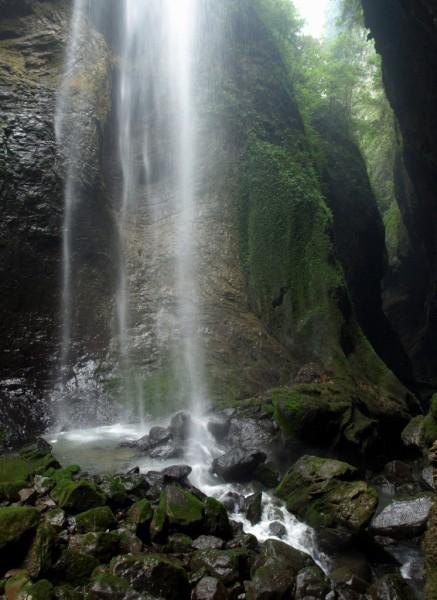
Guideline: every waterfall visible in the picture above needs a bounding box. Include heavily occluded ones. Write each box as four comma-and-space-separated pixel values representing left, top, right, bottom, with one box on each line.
56, 0, 208, 425
55, 0, 87, 384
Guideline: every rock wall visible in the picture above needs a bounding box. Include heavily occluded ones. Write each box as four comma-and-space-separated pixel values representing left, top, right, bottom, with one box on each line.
362, 0, 437, 388
0, 0, 113, 443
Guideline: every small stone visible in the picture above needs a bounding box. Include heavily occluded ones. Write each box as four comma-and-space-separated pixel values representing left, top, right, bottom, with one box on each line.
19, 488, 37, 505
244, 492, 263, 525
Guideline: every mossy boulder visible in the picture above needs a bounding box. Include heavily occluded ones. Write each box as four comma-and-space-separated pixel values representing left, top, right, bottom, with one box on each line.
246, 539, 309, 600
154, 485, 204, 536
111, 553, 190, 600
54, 549, 99, 584
51, 480, 106, 514
25, 524, 57, 578
69, 531, 121, 563
99, 476, 130, 508
276, 455, 378, 532
21, 579, 54, 600
0, 506, 40, 549
203, 497, 232, 540
190, 549, 250, 586
127, 499, 153, 541
46, 465, 80, 484
0, 457, 32, 484
75, 506, 116, 533
0, 480, 28, 503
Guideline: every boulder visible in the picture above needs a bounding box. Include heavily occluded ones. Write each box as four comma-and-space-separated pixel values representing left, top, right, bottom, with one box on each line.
127, 499, 153, 541
226, 415, 277, 451
51, 480, 106, 514
295, 566, 330, 600
192, 535, 225, 551
69, 532, 121, 564
268, 521, 287, 539
163, 485, 204, 533
207, 418, 231, 443
368, 573, 416, 600
0, 506, 39, 550
170, 412, 192, 441
192, 576, 229, 600
149, 443, 182, 460
245, 539, 310, 600
54, 549, 100, 584
203, 497, 232, 540
75, 506, 117, 533
161, 464, 192, 482
244, 492, 263, 525
148, 426, 172, 448
370, 496, 433, 539
111, 553, 190, 600
211, 449, 266, 482
276, 455, 377, 532
190, 549, 249, 585
25, 524, 57, 578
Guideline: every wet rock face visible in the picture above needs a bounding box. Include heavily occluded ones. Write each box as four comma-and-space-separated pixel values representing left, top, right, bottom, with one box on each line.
361, 0, 437, 385
0, 1, 67, 444
0, 0, 114, 444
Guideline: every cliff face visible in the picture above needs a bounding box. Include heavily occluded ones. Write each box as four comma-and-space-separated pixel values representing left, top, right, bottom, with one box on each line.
0, 0, 413, 443
362, 0, 437, 387
0, 0, 113, 444
0, 1, 67, 444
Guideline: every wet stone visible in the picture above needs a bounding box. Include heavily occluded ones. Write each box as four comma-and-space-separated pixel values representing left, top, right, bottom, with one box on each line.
192, 535, 225, 551
192, 575, 229, 600
268, 521, 287, 539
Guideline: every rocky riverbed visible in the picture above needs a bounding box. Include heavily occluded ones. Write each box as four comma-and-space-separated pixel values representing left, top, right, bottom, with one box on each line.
0, 409, 434, 599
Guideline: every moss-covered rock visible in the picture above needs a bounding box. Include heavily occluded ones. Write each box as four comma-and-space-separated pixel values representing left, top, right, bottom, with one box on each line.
75, 506, 116, 533
0, 480, 28, 503
54, 549, 99, 584
21, 579, 54, 600
276, 455, 377, 531
111, 553, 190, 600
46, 465, 80, 483
25, 524, 57, 578
190, 549, 249, 586
203, 497, 232, 540
0, 506, 40, 549
152, 485, 204, 537
69, 531, 121, 564
51, 480, 106, 514
127, 499, 153, 541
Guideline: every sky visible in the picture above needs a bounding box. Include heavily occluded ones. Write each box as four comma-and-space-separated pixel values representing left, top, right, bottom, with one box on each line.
293, 0, 330, 38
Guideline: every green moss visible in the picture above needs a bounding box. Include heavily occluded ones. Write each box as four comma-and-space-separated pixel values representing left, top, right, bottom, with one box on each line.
22, 579, 54, 600
127, 499, 153, 539
275, 456, 377, 531
0, 457, 32, 483
150, 494, 167, 541
58, 549, 100, 584
203, 496, 231, 539
75, 506, 116, 533
0, 480, 27, 502
164, 486, 204, 531
46, 465, 80, 483
0, 506, 40, 548
4, 571, 30, 599
25, 524, 57, 578
51, 480, 106, 514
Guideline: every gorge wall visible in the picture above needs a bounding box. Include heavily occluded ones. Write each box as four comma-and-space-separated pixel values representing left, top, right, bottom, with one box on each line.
362, 0, 437, 389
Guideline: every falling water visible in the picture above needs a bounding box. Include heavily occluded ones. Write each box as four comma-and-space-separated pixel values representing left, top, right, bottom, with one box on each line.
55, 0, 86, 384
57, 0, 208, 425
115, 0, 207, 422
